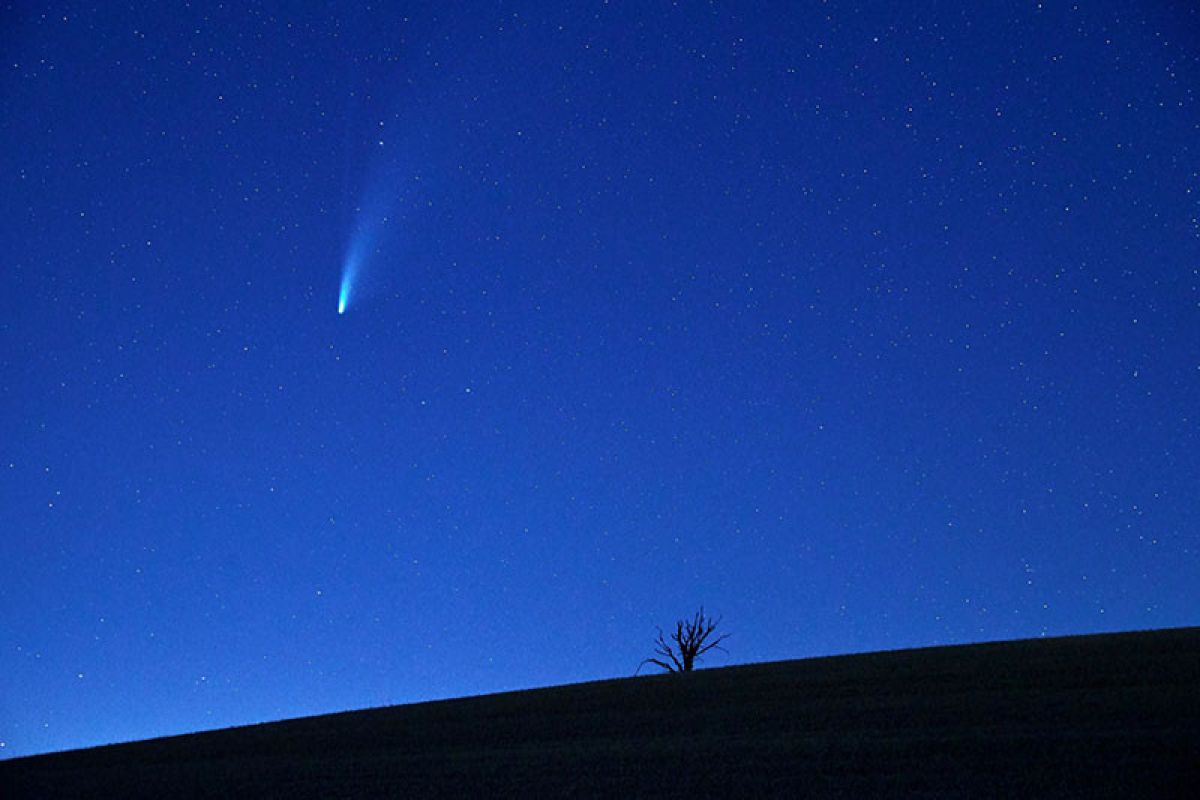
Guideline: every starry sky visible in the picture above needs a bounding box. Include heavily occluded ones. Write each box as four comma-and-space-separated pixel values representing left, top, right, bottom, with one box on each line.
2, 1, 1197, 759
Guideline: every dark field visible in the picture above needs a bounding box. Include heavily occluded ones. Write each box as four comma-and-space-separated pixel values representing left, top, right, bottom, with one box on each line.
4, 627, 1198, 798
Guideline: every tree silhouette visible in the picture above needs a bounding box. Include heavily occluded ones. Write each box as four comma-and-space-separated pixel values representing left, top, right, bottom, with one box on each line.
637, 607, 729, 674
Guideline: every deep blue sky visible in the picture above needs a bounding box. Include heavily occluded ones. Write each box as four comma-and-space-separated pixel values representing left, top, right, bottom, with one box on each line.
2, 0, 1197, 758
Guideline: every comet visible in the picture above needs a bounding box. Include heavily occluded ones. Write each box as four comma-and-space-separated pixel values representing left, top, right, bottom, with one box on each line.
337, 271, 351, 315
337, 231, 367, 315
339, 169, 407, 315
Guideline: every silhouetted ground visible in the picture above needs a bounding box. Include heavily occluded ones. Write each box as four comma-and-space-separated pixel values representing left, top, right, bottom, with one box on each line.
4, 627, 1198, 798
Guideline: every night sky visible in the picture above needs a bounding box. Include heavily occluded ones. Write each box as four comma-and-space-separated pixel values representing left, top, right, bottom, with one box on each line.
2, 1, 1197, 759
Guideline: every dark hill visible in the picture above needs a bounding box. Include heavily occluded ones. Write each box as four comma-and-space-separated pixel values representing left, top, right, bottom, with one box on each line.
4, 627, 1198, 798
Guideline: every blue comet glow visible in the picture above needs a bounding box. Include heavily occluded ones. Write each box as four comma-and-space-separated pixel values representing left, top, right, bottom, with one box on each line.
338, 237, 364, 315
339, 183, 400, 314
337, 276, 350, 315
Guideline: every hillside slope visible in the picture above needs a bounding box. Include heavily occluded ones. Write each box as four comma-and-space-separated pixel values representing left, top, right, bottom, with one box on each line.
4, 627, 1198, 798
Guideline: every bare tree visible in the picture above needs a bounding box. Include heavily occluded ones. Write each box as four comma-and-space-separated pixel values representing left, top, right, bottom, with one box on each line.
637, 607, 729, 674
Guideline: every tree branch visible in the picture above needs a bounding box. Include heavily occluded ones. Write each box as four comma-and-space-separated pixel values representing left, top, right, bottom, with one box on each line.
638, 608, 729, 674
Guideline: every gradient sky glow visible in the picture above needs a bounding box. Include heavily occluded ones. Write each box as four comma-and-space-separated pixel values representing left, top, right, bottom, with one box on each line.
1, 1, 1197, 759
